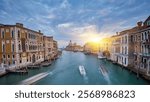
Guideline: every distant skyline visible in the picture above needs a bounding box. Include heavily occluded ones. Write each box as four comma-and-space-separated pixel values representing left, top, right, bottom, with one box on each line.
0, 0, 150, 47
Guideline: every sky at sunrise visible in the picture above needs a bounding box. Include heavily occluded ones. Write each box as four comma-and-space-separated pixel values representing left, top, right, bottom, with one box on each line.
0, 0, 150, 47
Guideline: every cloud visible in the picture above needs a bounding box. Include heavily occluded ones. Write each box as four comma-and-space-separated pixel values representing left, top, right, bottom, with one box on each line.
98, 7, 112, 16
57, 40, 68, 48
57, 22, 74, 28
60, 0, 71, 9
0, 0, 150, 48
45, 14, 56, 19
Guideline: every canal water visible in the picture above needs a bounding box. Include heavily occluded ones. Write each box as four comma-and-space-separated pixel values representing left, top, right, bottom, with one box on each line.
0, 51, 149, 85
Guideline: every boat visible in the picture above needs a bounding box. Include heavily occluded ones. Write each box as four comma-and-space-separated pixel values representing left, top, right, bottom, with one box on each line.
99, 64, 108, 76
98, 52, 106, 59
79, 65, 86, 76
84, 51, 90, 55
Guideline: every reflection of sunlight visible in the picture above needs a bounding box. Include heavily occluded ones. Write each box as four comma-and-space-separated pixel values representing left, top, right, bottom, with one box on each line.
90, 37, 100, 43
77, 25, 111, 44
80, 33, 101, 43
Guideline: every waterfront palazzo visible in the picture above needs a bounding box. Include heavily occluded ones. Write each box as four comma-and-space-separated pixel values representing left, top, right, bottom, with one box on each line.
0, 23, 58, 75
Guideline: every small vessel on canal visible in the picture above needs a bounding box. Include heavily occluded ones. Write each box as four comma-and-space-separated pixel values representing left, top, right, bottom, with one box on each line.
79, 65, 86, 76
98, 52, 106, 59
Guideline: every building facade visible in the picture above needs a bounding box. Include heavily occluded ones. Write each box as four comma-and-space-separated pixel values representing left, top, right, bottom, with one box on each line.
110, 35, 121, 63
99, 16, 150, 78
0, 23, 58, 72
65, 40, 83, 52
83, 42, 99, 55
133, 17, 150, 76
99, 37, 112, 59
52, 40, 58, 59
43, 36, 54, 61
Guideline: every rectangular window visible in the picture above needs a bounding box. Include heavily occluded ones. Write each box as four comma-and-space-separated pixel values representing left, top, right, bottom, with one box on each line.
131, 35, 133, 42
141, 33, 143, 40
11, 30, 14, 38
125, 58, 126, 65
12, 44, 15, 52
2, 44, 5, 52
20, 60, 22, 63
3, 55, 5, 58
8, 55, 10, 58
18, 30, 20, 38
12, 54, 15, 59
2, 31, 4, 38
145, 32, 147, 40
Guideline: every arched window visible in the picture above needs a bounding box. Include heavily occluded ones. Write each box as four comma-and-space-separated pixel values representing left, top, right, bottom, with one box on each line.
18, 30, 20, 38
19, 44, 21, 50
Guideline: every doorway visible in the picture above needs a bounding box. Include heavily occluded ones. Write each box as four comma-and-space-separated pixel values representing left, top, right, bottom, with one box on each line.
32, 54, 36, 63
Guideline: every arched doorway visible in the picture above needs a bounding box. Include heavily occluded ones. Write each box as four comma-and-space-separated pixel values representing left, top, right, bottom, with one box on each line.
32, 54, 36, 63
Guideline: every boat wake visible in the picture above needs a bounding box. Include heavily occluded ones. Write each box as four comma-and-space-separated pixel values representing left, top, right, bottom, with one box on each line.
99, 64, 111, 84
104, 74, 111, 84
83, 75, 89, 84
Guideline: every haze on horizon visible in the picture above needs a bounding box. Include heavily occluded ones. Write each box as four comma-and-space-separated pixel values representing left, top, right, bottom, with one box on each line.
0, 0, 150, 48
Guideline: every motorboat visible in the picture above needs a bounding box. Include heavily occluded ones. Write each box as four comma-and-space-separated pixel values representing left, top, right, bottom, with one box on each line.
98, 52, 106, 59
79, 65, 86, 76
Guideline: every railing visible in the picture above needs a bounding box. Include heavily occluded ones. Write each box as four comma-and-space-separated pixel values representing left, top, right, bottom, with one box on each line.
139, 53, 150, 57
141, 39, 150, 44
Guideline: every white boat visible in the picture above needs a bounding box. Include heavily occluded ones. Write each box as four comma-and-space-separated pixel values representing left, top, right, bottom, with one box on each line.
98, 52, 106, 59
79, 65, 86, 76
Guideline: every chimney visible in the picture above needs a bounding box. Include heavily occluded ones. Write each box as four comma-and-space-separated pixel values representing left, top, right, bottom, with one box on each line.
16, 23, 23, 27
137, 21, 143, 27
39, 30, 41, 33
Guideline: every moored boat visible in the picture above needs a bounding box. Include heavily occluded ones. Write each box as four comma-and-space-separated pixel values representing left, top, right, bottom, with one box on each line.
98, 52, 106, 59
